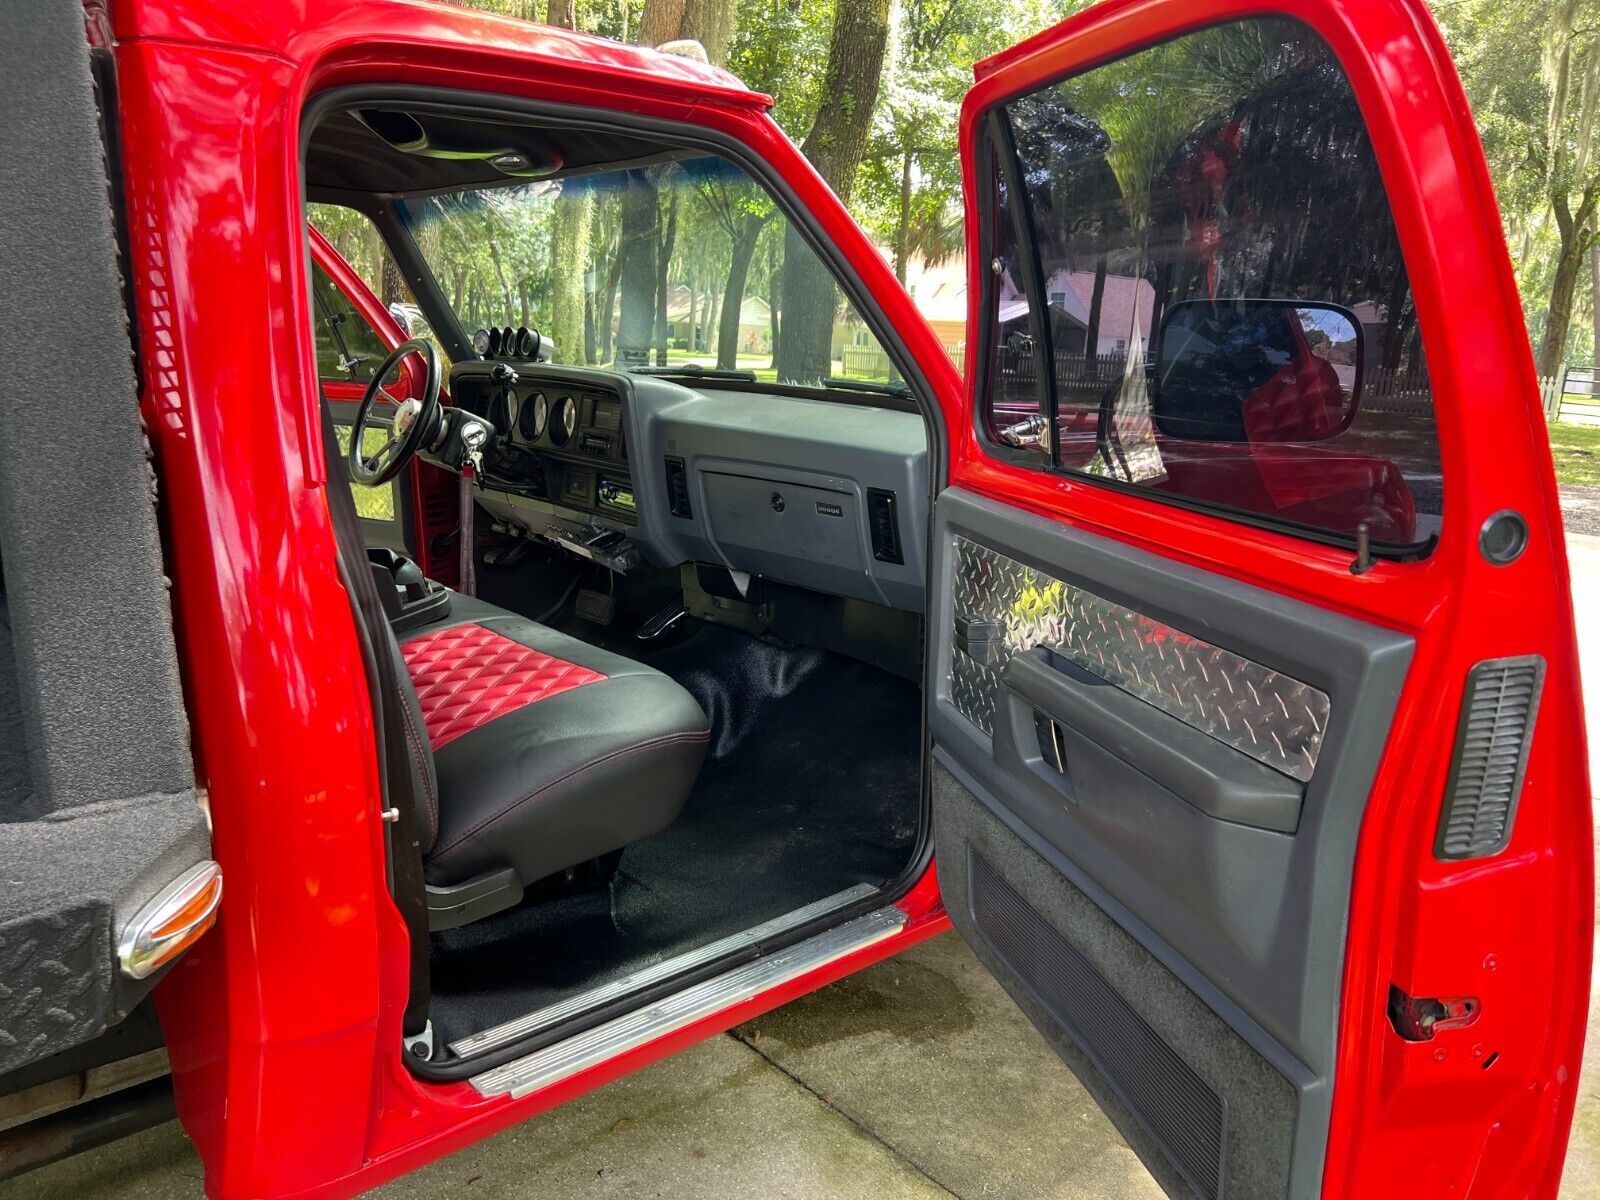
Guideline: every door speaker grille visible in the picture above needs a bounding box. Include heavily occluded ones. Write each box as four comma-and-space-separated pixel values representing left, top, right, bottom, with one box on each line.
1435, 655, 1545, 860
969, 849, 1223, 1200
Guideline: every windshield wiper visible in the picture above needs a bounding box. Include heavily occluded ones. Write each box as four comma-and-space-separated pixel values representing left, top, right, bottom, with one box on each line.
629, 365, 759, 382
821, 376, 912, 399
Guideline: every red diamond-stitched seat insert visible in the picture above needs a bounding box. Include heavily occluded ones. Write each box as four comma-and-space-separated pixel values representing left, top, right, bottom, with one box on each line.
400, 623, 606, 750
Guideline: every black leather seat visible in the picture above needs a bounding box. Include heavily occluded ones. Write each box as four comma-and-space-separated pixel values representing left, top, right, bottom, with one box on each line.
394, 592, 709, 895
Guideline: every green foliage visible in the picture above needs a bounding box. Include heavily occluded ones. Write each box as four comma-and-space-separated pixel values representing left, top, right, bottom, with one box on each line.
853, 0, 1085, 275
1548, 418, 1600, 484
422, 0, 1600, 374
1436, 0, 1600, 368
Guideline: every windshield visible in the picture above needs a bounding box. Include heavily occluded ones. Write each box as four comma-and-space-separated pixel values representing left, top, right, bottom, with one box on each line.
398, 153, 899, 389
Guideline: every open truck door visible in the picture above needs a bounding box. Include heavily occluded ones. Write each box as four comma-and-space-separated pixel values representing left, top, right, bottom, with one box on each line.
928, 0, 1592, 1196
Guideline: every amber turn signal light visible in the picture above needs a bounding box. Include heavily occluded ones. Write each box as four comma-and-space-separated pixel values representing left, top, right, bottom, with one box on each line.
117, 860, 223, 980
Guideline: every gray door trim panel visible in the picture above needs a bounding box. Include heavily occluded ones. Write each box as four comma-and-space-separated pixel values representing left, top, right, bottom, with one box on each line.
930, 486, 1413, 1195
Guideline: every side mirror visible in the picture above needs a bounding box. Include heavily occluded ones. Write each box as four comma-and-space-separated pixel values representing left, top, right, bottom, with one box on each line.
1153, 299, 1362, 443
387, 303, 415, 337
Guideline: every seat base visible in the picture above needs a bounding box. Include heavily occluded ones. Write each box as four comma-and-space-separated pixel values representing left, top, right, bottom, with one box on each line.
398, 591, 710, 894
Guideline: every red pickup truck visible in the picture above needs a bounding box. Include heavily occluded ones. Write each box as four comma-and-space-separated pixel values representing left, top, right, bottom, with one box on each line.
0, 1, 1589, 1197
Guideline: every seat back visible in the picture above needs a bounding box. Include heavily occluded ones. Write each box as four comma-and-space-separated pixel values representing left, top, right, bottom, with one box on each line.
316, 399, 437, 1033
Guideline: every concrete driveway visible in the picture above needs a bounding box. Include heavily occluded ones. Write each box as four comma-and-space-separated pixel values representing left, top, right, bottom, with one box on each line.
6, 538, 1599, 1200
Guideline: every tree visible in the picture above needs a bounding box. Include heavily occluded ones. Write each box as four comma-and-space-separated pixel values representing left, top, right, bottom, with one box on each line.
1442, 0, 1600, 372
615, 0, 742, 364
544, 0, 593, 364
774, 0, 893, 382
681, 0, 737, 64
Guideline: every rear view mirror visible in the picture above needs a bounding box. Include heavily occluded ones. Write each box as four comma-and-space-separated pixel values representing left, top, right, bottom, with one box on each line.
1153, 299, 1362, 443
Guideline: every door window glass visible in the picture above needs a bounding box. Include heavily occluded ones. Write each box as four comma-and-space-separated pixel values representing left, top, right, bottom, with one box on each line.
982, 18, 1441, 551
309, 261, 388, 384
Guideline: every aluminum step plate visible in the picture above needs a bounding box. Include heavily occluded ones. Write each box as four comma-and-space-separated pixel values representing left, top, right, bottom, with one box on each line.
449, 882, 879, 1060
469, 905, 907, 1099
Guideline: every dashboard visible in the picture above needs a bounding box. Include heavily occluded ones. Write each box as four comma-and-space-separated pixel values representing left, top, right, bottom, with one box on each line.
449, 362, 930, 613
452, 363, 639, 525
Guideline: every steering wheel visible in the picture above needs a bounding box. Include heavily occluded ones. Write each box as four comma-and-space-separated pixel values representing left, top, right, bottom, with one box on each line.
349, 338, 442, 487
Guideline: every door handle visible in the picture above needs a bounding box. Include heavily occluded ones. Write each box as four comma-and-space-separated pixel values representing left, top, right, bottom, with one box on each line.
1000, 646, 1305, 834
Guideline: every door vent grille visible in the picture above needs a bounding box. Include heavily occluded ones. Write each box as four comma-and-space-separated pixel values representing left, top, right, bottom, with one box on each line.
1435, 655, 1545, 860
969, 849, 1223, 1200
664, 456, 692, 518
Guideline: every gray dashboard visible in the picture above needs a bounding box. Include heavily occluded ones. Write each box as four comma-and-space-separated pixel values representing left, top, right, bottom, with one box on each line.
471, 367, 930, 613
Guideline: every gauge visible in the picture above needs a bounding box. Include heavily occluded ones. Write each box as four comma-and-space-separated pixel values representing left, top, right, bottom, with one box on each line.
514, 327, 532, 359
473, 328, 492, 356
519, 391, 548, 441
551, 395, 578, 446
486, 327, 503, 357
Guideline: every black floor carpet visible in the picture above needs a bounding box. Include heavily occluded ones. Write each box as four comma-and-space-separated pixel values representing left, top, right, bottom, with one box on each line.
427, 620, 923, 1048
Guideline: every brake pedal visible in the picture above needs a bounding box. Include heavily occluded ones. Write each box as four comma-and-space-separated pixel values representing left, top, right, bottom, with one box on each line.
575, 587, 615, 626
637, 599, 687, 640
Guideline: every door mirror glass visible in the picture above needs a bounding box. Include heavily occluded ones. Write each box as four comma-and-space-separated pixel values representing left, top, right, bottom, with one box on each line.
388, 302, 416, 337
1154, 300, 1361, 443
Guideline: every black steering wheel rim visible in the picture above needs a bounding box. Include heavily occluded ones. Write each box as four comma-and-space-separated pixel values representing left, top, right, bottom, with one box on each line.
348, 338, 442, 487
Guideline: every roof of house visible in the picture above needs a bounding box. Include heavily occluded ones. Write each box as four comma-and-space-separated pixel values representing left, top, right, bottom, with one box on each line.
996, 268, 1155, 339
664, 284, 770, 327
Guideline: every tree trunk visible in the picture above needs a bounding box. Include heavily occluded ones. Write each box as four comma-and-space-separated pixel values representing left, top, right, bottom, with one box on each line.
548, 186, 591, 365
895, 149, 913, 285
768, 235, 782, 367
687, 267, 701, 351
774, 0, 892, 382
381, 248, 406, 307
1590, 245, 1600, 363
584, 289, 597, 364
615, 170, 660, 367
638, 0, 686, 45
680, 0, 736, 66
485, 231, 515, 320
542, 0, 590, 364
1540, 188, 1600, 375
655, 191, 679, 365
599, 252, 623, 363
718, 215, 767, 369
1541, 235, 1588, 374
1084, 256, 1107, 368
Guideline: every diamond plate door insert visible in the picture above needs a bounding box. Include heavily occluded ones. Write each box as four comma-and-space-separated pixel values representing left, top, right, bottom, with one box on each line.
949, 536, 1330, 781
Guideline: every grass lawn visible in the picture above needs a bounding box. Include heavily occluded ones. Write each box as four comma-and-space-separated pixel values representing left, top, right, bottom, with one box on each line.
1549, 420, 1600, 488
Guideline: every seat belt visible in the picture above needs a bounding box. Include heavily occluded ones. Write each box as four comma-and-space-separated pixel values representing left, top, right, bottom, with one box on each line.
458, 464, 477, 597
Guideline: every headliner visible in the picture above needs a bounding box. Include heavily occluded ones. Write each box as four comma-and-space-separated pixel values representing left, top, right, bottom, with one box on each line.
306, 106, 689, 201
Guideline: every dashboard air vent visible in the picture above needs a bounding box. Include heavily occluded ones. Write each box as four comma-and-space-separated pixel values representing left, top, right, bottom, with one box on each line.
665, 456, 692, 519
867, 488, 903, 564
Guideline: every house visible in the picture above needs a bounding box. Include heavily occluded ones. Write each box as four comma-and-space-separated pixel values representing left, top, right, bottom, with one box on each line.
832, 252, 970, 370
665, 284, 772, 353
996, 268, 1156, 359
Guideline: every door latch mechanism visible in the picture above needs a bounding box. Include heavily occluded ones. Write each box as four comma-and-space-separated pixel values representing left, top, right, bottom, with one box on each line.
1387, 984, 1480, 1042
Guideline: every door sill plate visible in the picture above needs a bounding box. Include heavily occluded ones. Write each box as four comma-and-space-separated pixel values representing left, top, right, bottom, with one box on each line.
449, 882, 880, 1060
469, 905, 907, 1099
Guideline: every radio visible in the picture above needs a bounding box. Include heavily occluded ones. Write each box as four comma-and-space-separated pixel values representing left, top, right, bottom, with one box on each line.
597, 479, 636, 513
